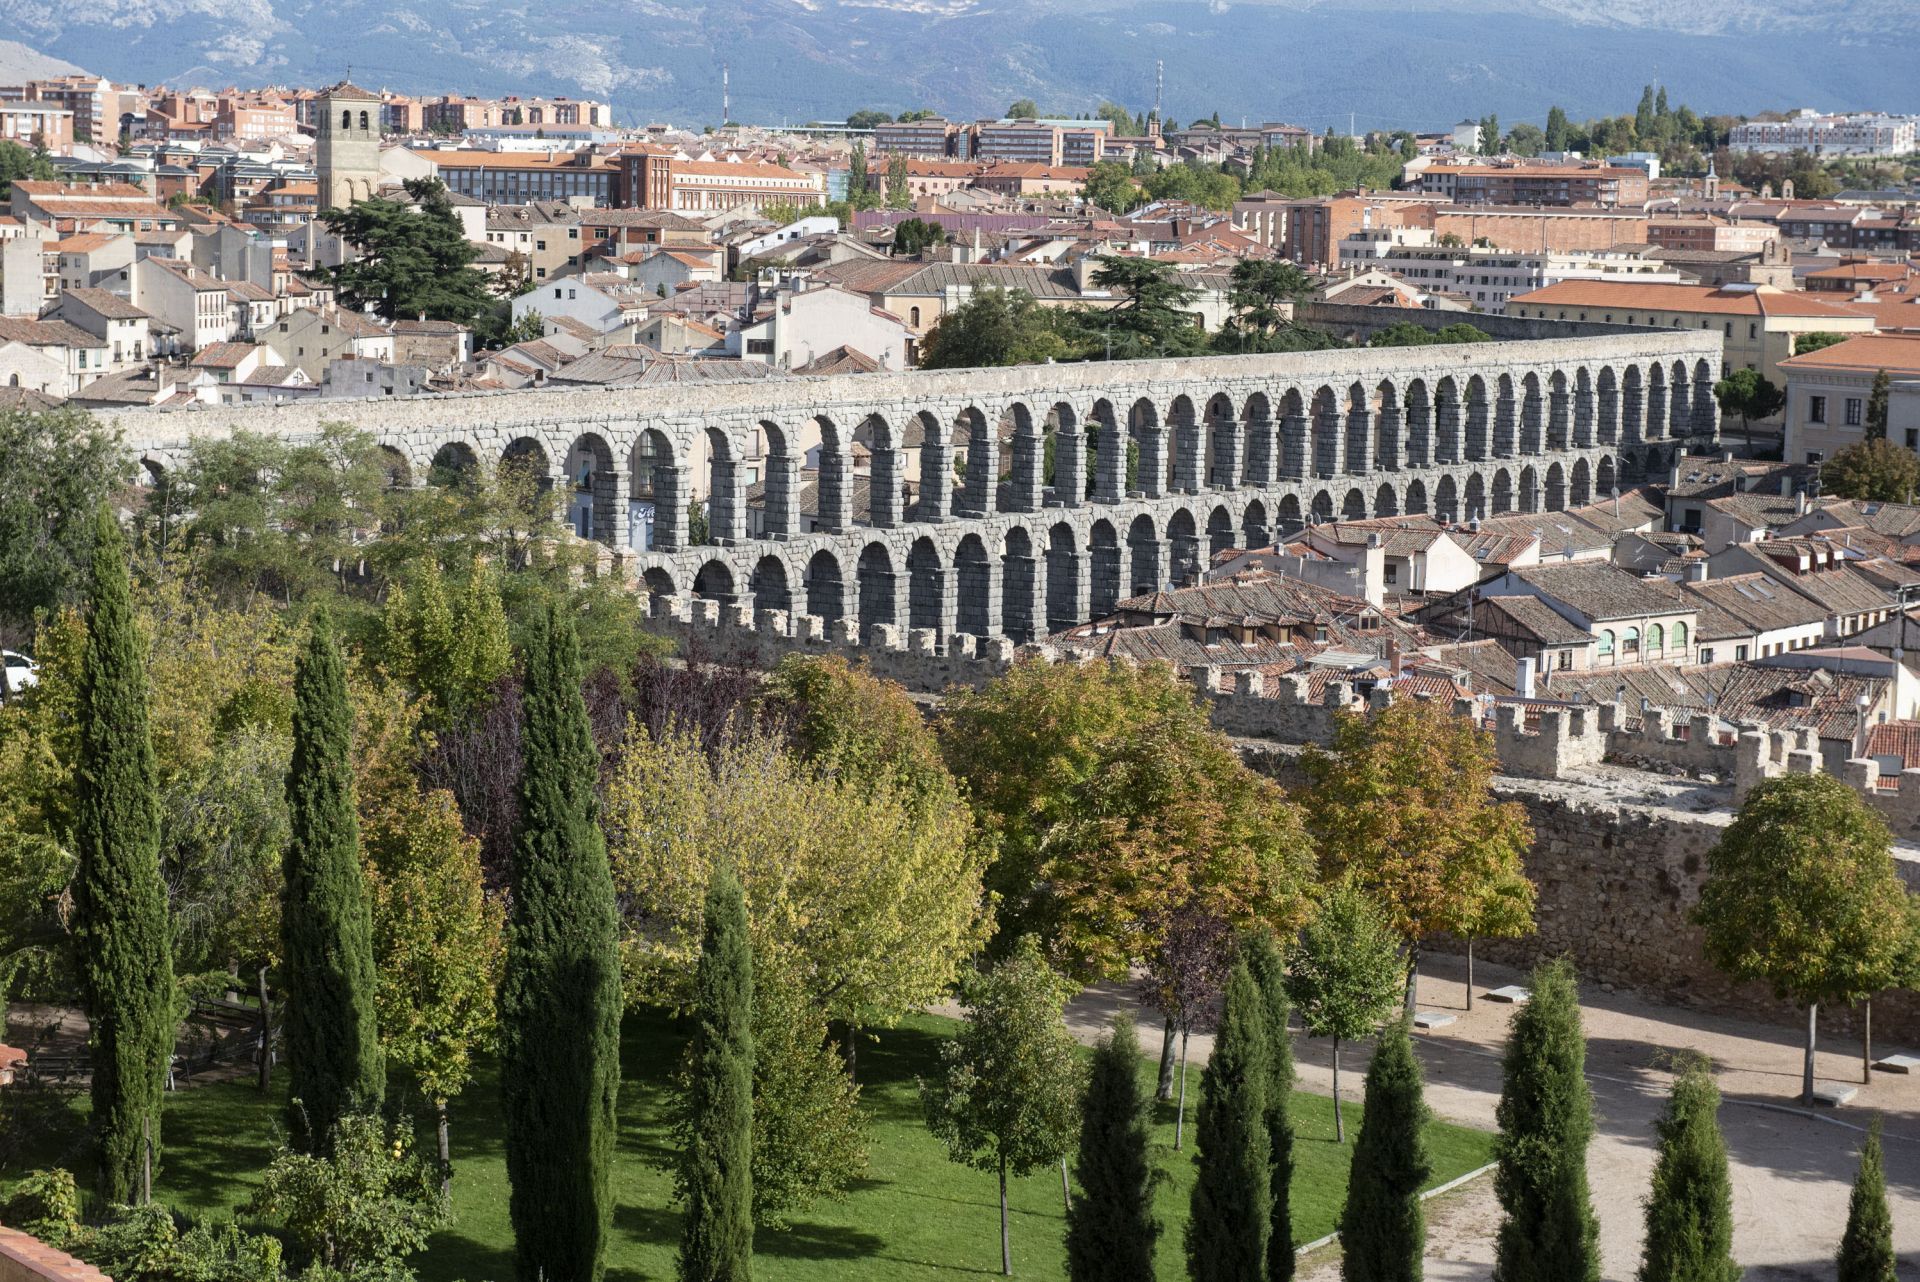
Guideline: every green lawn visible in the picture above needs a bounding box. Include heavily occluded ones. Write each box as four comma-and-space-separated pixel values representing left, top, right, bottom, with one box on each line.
9, 1011, 1493, 1281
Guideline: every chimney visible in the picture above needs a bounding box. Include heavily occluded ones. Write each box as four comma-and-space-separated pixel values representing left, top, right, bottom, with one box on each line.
1780, 475, 1793, 497
1388, 637, 1404, 677
1684, 559, 1708, 582
1796, 490, 1810, 516
1668, 459, 1681, 487
1515, 655, 1536, 700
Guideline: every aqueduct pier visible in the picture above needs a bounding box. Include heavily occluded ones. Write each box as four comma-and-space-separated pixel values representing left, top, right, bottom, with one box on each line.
106, 328, 1724, 645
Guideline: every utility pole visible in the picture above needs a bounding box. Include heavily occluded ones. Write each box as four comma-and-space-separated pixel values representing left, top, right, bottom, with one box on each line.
722, 62, 729, 128
1154, 60, 1163, 130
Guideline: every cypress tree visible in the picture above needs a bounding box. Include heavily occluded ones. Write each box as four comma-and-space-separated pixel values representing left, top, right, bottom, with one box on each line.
1065, 1015, 1159, 1282
500, 602, 623, 1282
1836, 1118, 1895, 1282
281, 607, 384, 1149
1339, 1019, 1431, 1282
1187, 961, 1270, 1282
679, 866, 755, 1282
1637, 1058, 1739, 1282
72, 506, 175, 1203
1492, 959, 1599, 1282
1243, 930, 1296, 1282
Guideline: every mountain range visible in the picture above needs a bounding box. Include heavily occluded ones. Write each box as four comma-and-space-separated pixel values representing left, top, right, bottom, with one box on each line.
3, 0, 1915, 131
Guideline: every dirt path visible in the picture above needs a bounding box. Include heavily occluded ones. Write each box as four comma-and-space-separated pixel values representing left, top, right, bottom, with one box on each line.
1060, 951, 1920, 1281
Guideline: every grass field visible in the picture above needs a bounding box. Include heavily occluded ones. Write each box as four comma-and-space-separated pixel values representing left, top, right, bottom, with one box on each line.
7, 1010, 1493, 1280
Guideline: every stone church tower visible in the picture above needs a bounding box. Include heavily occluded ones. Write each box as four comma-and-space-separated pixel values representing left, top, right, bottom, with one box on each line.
316, 81, 381, 211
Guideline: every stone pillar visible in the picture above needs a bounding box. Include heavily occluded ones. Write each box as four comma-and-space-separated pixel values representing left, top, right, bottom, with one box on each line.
1047, 546, 1088, 632
1168, 530, 1202, 586
1091, 428, 1123, 504
1548, 391, 1571, 451
1009, 432, 1043, 512
1434, 397, 1460, 464
708, 458, 745, 544
1622, 381, 1645, 446
919, 431, 953, 521
1693, 373, 1719, 440
1373, 406, 1401, 470
1135, 429, 1165, 499
1344, 407, 1372, 476
973, 555, 1003, 637
817, 449, 852, 533
1598, 383, 1619, 444
961, 428, 999, 516
1313, 405, 1341, 478
1054, 430, 1086, 508
1210, 417, 1240, 489
869, 447, 901, 528
603, 468, 630, 550
762, 452, 799, 538
1128, 535, 1165, 596
1465, 395, 1490, 461
1172, 422, 1203, 493
915, 559, 957, 641
1669, 377, 1691, 441
1492, 393, 1516, 458
651, 463, 687, 551
1242, 415, 1273, 486
1280, 413, 1308, 481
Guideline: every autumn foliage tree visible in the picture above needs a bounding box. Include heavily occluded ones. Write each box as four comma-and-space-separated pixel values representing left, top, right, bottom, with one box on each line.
1300, 698, 1535, 1009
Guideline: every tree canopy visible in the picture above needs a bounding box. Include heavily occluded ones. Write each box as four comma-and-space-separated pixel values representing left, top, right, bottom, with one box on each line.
1822, 438, 1920, 503
321, 178, 498, 330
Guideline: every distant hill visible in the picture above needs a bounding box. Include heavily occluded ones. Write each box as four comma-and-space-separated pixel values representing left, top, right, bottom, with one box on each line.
0, 38, 82, 83
1, 0, 1914, 131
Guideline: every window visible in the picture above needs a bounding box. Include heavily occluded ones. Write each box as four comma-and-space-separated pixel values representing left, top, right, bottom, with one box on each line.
341, 110, 352, 129
1700, 647, 1714, 665
1647, 623, 1664, 651
1748, 323, 1758, 339
1723, 321, 1732, 336
1845, 397, 1863, 426
1735, 644, 1749, 661
359, 111, 370, 130
1383, 564, 1398, 585
1809, 395, 1827, 423
1597, 629, 1615, 656
1558, 649, 1572, 670
1672, 621, 1688, 650
1622, 627, 1640, 655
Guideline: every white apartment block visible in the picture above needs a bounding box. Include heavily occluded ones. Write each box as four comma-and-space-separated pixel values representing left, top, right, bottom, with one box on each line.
1335, 227, 1684, 313
1728, 111, 1917, 158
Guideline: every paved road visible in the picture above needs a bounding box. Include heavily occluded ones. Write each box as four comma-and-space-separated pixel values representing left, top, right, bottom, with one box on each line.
1061, 951, 1920, 1281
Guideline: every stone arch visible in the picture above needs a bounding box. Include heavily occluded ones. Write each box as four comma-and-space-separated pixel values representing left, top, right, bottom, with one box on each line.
1520, 372, 1544, 455
693, 558, 736, 604
1570, 458, 1592, 506
1241, 392, 1275, 487
1519, 464, 1539, 514
957, 405, 999, 517
1309, 489, 1334, 522
1434, 376, 1461, 464
1167, 507, 1201, 585
1309, 385, 1341, 478
375, 443, 411, 490
1622, 365, 1645, 445
1126, 513, 1161, 597
629, 427, 682, 550
1375, 482, 1399, 517
1278, 387, 1308, 481
907, 536, 947, 635
1463, 375, 1490, 462
805, 549, 847, 625
1206, 504, 1235, 556
1404, 377, 1432, 469
1089, 518, 1122, 617
1491, 467, 1514, 516
1087, 398, 1123, 503
1669, 359, 1692, 441
1597, 455, 1617, 498
1545, 462, 1566, 511
1692, 358, 1718, 437
859, 412, 903, 529
1243, 498, 1270, 549
1040, 402, 1078, 507
1373, 380, 1402, 471
1005, 402, 1044, 514
1277, 493, 1302, 529
1003, 526, 1042, 643
856, 542, 897, 633
564, 431, 618, 544
1128, 397, 1165, 500
1166, 394, 1202, 494
1205, 393, 1238, 489
1573, 367, 1595, 448
750, 554, 792, 613
1465, 472, 1488, 521
1405, 478, 1428, 515
1436, 474, 1459, 522
911, 409, 949, 523
641, 567, 677, 603
500, 436, 553, 517
1341, 487, 1367, 520
1645, 363, 1667, 441
954, 532, 994, 637
1492, 372, 1517, 458
1344, 382, 1370, 475
1046, 521, 1083, 634
1596, 367, 1620, 445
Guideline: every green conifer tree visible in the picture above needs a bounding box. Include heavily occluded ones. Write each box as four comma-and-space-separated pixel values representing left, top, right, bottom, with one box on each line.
281, 608, 384, 1150
1065, 1015, 1158, 1282
1836, 1118, 1895, 1282
679, 866, 755, 1282
1637, 1058, 1739, 1282
72, 507, 175, 1202
500, 602, 623, 1282
1339, 1020, 1431, 1282
1493, 959, 1599, 1282
1243, 930, 1296, 1282
1187, 961, 1271, 1282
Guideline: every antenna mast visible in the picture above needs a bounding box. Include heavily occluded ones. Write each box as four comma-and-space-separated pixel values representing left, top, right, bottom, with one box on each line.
722, 62, 730, 127
1154, 60, 1163, 126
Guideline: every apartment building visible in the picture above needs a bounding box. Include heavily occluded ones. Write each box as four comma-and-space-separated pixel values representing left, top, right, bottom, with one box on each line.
1337, 227, 1683, 312
1, 75, 114, 142
1730, 111, 1918, 158
431, 149, 621, 206
1416, 161, 1650, 208
1646, 217, 1779, 254
1779, 334, 1920, 462
872, 118, 966, 158
617, 149, 823, 213
0, 103, 73, 153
